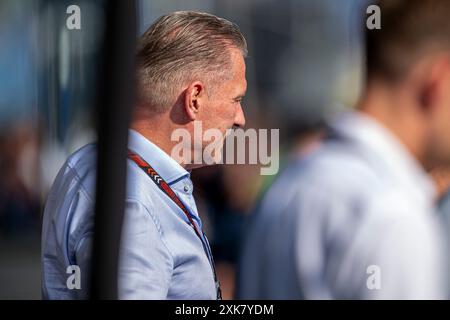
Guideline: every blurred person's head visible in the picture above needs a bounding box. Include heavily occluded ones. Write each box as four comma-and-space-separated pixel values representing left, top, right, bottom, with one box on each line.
132, 11, 247, 168
360, 0, 450, 169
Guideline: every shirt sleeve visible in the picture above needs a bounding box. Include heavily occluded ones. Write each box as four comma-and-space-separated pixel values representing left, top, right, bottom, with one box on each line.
74, 233, 93, 299
72, 199, 174, 299
115, 199, 174, 299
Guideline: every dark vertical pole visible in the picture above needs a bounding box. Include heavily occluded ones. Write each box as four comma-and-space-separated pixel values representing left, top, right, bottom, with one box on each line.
90, 0, 137, 299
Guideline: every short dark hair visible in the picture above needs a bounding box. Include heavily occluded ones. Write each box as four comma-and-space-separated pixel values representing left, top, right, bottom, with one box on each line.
366, 0, 450, 82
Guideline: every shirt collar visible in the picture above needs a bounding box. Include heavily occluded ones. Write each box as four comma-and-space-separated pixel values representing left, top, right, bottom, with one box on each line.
128, 129, 190, 185
328, 111, 436, 205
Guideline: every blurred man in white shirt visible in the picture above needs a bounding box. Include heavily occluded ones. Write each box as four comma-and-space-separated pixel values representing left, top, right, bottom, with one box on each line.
238, 0, 450, 299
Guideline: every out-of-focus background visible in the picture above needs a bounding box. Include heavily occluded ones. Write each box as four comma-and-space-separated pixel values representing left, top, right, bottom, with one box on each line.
0, 0, 366, 299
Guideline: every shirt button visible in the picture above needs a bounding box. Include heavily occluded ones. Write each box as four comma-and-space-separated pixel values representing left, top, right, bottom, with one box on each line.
184, 185, 190, 193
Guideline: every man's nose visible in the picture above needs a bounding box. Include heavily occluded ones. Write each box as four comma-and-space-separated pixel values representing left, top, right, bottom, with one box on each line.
234, 104, 246, 128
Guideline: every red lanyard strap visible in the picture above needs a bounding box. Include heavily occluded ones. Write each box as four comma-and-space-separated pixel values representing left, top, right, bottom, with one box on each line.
127, 150, 202, 239
127, 149, 222, 300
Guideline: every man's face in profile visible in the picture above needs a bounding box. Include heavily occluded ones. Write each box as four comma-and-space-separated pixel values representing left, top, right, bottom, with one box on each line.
197, 48, 247, 163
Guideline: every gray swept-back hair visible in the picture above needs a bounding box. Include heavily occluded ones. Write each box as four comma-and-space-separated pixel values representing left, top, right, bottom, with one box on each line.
137, 11, 247, 112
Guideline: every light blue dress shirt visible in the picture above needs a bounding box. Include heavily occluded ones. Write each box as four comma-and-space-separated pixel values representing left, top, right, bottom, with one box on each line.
238, 111, 447, 299
41, 129, 217, 299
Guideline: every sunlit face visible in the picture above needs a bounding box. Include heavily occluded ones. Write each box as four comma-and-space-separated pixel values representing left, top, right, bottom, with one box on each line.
201, 48, 247, 133
196, 48, 247, 163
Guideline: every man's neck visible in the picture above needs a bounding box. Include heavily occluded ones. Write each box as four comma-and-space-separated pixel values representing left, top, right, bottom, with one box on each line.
356, 81, 427, 168
130, 118, 186, 168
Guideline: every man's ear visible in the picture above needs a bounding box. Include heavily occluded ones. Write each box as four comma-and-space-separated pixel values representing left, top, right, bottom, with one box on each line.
184, 81, 205, 121
419, 55, 450, 112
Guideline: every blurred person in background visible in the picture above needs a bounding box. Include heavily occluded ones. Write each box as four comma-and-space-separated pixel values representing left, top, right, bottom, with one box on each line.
0, 1, 41, 238
41, 11, 247, 299
0, 0, 43, 299
0, 123, 40, 236
238, 0, 450, 299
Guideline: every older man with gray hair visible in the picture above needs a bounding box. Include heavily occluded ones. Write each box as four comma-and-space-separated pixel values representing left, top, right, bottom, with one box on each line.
41, 11, 247, 299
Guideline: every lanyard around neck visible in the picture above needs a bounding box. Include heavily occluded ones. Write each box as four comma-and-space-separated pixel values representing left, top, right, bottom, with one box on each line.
127, 149, 222, 300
